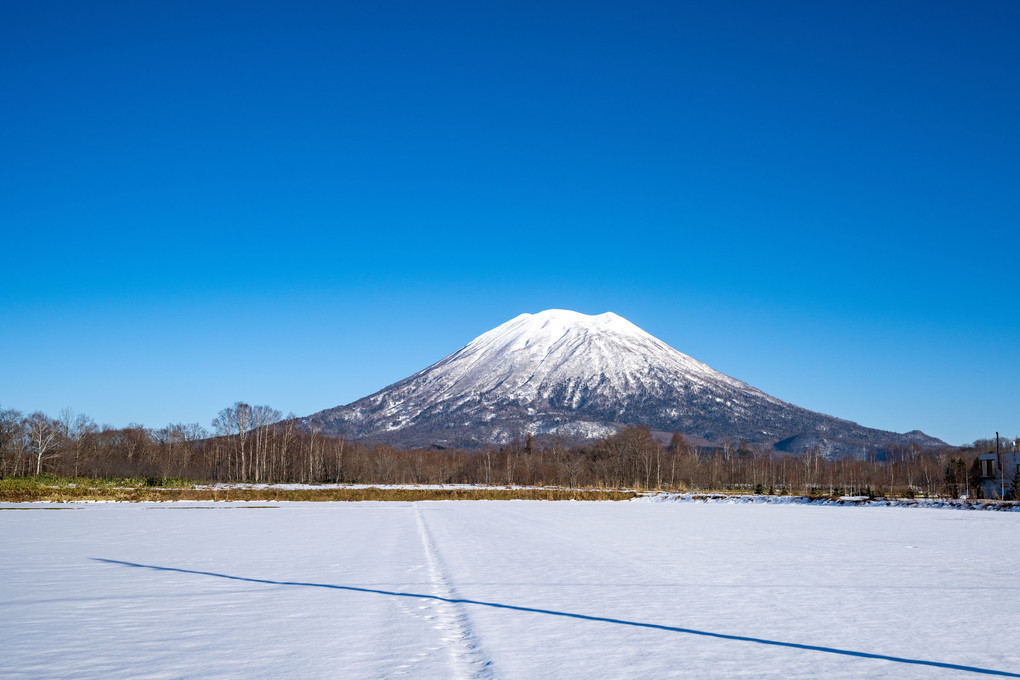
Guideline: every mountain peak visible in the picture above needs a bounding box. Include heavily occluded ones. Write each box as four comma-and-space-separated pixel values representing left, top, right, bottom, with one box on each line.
526, 309, 621, 323
518, 309, 630, 327
481, 309, 649, 349
300, 310, 946, 456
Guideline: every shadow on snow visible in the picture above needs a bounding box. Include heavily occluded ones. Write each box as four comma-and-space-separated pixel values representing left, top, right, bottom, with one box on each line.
93, 558, 1017, 678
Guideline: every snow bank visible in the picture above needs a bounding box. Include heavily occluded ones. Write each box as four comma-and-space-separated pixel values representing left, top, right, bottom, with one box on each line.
639, 492, 1020, 511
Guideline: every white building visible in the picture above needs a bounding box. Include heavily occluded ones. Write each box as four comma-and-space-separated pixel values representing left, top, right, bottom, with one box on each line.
978, 448, 1020, 499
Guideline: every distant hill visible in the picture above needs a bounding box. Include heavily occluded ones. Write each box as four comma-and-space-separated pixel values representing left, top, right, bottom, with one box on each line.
299, 309, 946, 457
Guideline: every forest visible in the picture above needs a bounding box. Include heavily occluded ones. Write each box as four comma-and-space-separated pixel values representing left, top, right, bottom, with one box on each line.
0, 402, 1014, 499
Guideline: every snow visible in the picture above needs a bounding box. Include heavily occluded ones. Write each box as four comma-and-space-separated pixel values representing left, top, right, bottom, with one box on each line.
2, 501, 1019, 679
642, 492, 1020, 511
436, 309, 747, 404
319, 309, 783, 441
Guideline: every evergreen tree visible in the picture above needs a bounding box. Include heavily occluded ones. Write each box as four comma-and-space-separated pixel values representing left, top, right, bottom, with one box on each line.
968, 458, 983, 498
944, 457, 966, 497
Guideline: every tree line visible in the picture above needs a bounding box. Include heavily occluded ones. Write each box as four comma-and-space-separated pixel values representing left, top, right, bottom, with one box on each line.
0, 402, 1013, 498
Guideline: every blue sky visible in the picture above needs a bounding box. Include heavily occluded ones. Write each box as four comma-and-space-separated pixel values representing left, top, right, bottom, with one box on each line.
2, 0, 1017, 446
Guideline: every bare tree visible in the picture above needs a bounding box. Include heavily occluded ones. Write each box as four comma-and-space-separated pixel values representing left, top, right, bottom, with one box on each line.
59, 409, 96, 478
213, 402, 254, 479
25, 412, 60, 475
250, 405, 281, 482
0, 406, 25, 476
154, 423, 205, 478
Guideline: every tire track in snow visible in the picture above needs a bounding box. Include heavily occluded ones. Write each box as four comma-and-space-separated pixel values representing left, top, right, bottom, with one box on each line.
413, 503, 495, 680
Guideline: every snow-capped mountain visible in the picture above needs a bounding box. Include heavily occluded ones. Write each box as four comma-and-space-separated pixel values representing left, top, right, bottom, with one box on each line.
300, 309, 944, 456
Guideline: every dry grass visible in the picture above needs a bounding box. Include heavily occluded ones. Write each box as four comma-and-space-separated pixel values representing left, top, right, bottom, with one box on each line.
0, 477, 638, 503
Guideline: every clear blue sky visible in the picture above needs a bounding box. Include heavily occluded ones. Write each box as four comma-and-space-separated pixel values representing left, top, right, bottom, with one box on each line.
2, 0, 1017, 446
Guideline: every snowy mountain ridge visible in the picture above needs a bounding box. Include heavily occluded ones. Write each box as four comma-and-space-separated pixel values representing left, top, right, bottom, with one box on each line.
393, 309, 774, 414
300, 309, 944, 456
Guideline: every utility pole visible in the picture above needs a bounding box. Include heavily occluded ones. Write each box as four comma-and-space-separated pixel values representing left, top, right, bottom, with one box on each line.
997, 432, 1004, 499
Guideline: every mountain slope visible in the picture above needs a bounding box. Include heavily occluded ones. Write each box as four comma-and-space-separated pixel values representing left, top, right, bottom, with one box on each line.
300, 310, 944, 456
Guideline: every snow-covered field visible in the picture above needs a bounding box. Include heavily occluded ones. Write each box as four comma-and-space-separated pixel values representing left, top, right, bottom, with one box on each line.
2, 501, 1018, 679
